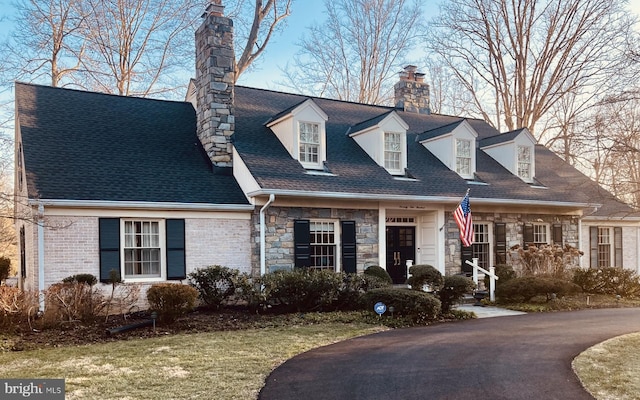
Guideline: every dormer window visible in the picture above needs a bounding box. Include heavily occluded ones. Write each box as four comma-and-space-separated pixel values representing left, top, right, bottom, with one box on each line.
479, 128, 536, 183
456, 139, 472, 176
517, 145, 532, 179
418, 119, 477, 179
299, 122, 320, 165
384, 132, 402, 171
266, 99, 328, 170
348, 111, 409, 176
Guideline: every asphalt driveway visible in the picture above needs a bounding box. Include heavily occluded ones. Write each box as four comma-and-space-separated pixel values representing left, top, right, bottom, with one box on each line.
259, 308, 640, 400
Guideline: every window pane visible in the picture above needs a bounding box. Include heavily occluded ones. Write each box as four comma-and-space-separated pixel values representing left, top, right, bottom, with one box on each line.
533, 224, 547, 244
456, 139, 472, 175
299, 122, 321, 164
123, 220, 161, 278
384, 132, 402, 170
310, 221, 337, 270
598, 227, 611, 268
472, 224, 490, 270
518, 146, 531, 179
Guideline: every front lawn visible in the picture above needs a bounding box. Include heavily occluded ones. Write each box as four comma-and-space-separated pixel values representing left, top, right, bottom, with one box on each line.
0, 322, 386, 399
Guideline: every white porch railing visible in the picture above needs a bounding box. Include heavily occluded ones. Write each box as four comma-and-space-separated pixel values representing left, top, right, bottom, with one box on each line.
465, 258, 499, 302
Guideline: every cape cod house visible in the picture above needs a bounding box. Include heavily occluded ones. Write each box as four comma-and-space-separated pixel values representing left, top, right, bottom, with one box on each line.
14, 2, 640, 303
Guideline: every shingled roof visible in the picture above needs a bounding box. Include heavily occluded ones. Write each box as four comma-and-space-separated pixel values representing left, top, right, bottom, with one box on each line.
232, 85, 638, 215
16, 82, 249, 205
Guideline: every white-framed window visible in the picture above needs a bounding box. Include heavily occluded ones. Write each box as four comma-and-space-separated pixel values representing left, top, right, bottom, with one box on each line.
456, 138, 472, 176
299, 122, 320, 166
384, 132, 402, 172
597, 227, 612, 268
310, 221, 337, 270
122, 219, 165, 280
472, 223, 492, 270
518, 145, 532, 180
533, 223, 549, 246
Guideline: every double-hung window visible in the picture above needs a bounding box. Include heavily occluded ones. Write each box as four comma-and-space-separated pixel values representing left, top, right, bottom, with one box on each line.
518, 145, 532, 180
310, 221, 337, 270
299, 122, 320, 165
472, 223, 491, 270
533, 223, 548, 246
597, 227, 612, 268
384, 132, 402, 172
123, 220, 162, 279
456, 139, 472, 176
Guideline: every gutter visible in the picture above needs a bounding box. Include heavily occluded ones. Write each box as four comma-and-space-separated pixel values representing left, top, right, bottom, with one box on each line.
37, 203, 45, 312
27, 199, 254, 212
246, 189, 597, 209
260, 194, 276, 276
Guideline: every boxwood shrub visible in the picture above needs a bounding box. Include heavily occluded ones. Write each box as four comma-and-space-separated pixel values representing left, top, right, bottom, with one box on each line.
147, 283, 198, 322
495, 276, 581, 302
573, 267, 640, 297
407, 264, 443, 291
439, 275, 475, 313
361, 288, 441, 323
363, 265, 393, 285
188, 265, 250, 309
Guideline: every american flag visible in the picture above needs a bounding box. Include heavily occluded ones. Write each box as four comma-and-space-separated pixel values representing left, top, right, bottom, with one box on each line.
454, 191, 473, 247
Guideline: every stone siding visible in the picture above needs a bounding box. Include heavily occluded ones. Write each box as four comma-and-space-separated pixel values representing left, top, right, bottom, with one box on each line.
251, 207, 379, 275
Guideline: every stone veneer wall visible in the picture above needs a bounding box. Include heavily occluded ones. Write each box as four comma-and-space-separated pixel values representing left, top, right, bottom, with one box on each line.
444, 212, 580, 275
251, 207, 379, 275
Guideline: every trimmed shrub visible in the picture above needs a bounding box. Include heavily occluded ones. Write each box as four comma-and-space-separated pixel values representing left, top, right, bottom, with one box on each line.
62, 273, 98, 286
407, 264, 443, 291
573, 267, 640, 297
495, 276, 581, 302
188, 265, 249, 309
439, 275, 476, 313
361, 288, 441, 324
260, 268, 343, 313
0, 257, 10, 283
147, 283, 198, 323
363, 266, 392, 285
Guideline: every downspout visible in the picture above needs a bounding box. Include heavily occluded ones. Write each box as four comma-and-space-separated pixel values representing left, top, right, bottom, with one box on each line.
37, 203, 45, 312
260, 194, 275, 276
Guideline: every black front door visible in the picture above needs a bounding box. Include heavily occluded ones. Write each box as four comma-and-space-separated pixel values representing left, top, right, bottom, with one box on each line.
386, 226, 416, 284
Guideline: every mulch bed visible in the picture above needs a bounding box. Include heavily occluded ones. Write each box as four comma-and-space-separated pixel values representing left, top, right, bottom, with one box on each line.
2, 308, 294, 351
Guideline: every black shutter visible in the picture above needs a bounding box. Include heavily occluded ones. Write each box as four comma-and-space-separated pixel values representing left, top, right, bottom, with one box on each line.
99, 218, 120, 283
590, 226, 598, 268
461, 244, 473, 275
614, 227, 623, 267
341, 221, 357, 274
166, 219, 186, 280
495, 223, 506, 265
294, 220, 311, 268
523, 224, 534, 249
19, 227, 26, 278
552, 224, 563, 245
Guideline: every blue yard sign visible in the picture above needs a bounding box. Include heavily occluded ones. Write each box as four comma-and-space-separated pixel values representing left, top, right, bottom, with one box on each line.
374, 302, 387, 316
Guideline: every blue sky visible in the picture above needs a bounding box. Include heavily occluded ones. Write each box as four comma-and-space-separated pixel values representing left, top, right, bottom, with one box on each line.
1, 1, 639, 92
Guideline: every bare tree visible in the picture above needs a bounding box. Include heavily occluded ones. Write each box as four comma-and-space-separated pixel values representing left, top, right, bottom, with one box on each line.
282, 0, 423, 104
225, 0, 293, 81
427, 0, 637, 138
1, 0, 87, 88
77, 0, 202, 97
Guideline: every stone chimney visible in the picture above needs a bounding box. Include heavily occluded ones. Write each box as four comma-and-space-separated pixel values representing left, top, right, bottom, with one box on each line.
195, 0, 234, 172
394, 65, 430, 114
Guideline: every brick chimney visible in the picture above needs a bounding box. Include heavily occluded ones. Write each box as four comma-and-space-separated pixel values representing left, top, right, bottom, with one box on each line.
195, 0, 234, 172
394, 65, 430, 114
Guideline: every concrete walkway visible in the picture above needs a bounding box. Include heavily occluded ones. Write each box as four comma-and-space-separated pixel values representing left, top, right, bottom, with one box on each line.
259, 308, 640, 400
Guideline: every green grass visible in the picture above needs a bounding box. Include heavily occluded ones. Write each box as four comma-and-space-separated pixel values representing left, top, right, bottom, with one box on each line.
573, 332, 640, 400
0, 323, 386, 400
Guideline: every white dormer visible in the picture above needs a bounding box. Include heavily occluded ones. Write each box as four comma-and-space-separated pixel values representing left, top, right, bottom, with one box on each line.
480, 128, 536, 183
266, 99, 329, 170
348, 111, 409, 175
417, 119, 478, 179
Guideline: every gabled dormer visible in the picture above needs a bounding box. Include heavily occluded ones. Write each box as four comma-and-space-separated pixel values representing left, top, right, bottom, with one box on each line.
347, 111, 409, 176
479, 128, 536, 183
417, 119, 477, 179
266, 99, 329, 170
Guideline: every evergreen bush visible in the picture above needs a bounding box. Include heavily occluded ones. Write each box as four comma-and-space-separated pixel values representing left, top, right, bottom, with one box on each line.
496, 276, 580, 302
360, 288, 441, 323
439, 275, 476, 313
573, 267, 640, 297
407, 264, 443, 291
363, 265, 392, 285
188, 265, 249, 309
147, 283, 198, 322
